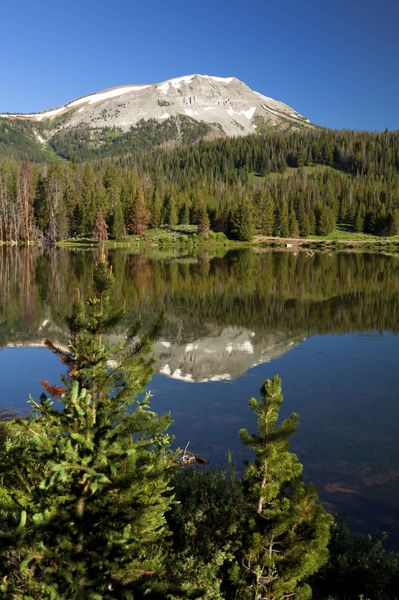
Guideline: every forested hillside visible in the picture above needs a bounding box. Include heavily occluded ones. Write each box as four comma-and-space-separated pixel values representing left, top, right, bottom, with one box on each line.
0, 128, 398, 242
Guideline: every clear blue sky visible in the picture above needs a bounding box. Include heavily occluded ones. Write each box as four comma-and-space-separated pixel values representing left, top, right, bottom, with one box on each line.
1, 0, 398, 130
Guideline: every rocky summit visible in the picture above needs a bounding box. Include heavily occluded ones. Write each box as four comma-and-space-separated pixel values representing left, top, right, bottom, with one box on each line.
1, 74, 310, 140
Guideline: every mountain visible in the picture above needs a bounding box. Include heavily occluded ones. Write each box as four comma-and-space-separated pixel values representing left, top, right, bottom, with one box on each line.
0, 74, 311, 160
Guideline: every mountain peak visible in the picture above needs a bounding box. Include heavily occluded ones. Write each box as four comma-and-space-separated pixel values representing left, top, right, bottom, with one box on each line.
0, 75, 311, 159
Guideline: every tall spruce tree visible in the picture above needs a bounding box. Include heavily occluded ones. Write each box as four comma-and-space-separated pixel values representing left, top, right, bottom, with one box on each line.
230, 198, 253, 241
316, 205, 336, 236
277, 202, 290, 237
198, 204, 210, 239
166, 194, 178, 227
232, 376, 332, 599
0, 261, 174, 598
111, 199, 126, 239
151, 189, 163, 229
257, 191, 275, 236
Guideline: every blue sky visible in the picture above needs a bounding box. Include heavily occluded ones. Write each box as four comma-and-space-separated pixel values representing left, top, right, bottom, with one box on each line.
0, 0, 398, 130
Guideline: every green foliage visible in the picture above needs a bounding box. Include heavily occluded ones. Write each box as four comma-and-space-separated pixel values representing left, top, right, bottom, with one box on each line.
230, 198, 253, 241
48, 116, 212, 162
0, 118, 57, 162
312, 522, 399, 600
0, 261, 174, 598
277, 201, 289, 237
198, 205, 210, 239
234, 376, 333, 599
166, 194, 178, 227
256, 191, 275, 236
111, 199, 126, 239
316, 204, 336, 235
160, 466, 244, 598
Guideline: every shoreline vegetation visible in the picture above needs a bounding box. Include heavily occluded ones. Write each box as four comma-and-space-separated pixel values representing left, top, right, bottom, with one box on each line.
2, 224, 399, 254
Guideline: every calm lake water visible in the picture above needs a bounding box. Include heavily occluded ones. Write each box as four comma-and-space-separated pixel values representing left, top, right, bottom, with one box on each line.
1, 246, 399, 543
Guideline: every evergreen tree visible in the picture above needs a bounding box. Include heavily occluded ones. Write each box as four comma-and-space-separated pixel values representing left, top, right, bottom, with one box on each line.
230, 198, 253, 241
301, 213, 312, 237
289, 208, 300, 238
111, 199, 126, 239
179, 202, 190, 226
151, 189, 163, 229
0, 262, 174, 598
257, 191, 275, 236
232, 376, 332, 599
166, 194, 178, 227
198, 204, 210, 239
277, 202, 290, 237
354, 203, 366, 232
70, 202, 84, 236
316, 205, 336, 236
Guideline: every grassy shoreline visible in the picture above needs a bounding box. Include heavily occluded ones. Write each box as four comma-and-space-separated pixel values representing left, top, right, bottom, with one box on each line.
57, 225, 399, 253
3, 225, 399, 253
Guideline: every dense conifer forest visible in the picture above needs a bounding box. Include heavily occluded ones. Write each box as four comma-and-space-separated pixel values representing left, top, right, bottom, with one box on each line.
0, 128, 398, 243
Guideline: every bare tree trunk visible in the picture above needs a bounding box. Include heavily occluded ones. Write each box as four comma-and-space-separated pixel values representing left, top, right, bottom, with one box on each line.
18, 161, 34, 244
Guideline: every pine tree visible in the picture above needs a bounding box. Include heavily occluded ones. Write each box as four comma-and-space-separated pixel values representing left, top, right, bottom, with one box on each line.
183, 204, 192, 225
289, 208, 300, 238
166, 194, 178, 227
0, 261, 174, 598
316, 205, 336, 236
230, 198, 253, 241
151, 189, 163, 229
198, 204, 210, 239
257, 192, 275, 236
111, 199, 126, 239
277, 202, 290, 237
232, 376, 332, 599
354, 203, 366, 232
301, 213, 312, 237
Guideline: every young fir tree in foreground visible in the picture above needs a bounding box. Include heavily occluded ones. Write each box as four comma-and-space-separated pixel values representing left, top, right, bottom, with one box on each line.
231, 376, 333, 599
162, 377, 333, 600
0, 261, 174, 598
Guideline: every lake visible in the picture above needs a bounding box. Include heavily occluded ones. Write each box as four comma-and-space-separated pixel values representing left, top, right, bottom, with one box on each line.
1, 246, 399, 544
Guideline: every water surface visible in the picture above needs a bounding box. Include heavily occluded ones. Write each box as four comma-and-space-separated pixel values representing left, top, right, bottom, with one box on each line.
1, 247, 398, 542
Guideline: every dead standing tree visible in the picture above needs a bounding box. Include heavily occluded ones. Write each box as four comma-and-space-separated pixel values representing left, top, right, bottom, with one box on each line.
47, 165, 64, 244
93, 210, 109, 261
128, 190, 151, 235
17, 161, 34, 244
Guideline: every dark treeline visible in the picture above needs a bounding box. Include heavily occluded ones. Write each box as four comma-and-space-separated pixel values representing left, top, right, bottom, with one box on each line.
0, 128, 399, 242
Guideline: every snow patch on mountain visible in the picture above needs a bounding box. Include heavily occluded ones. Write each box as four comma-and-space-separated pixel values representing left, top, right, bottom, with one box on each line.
68, 85, 151, 107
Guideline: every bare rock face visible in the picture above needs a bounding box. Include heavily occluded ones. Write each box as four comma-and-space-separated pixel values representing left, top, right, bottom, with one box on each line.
1, 74, 311, 138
